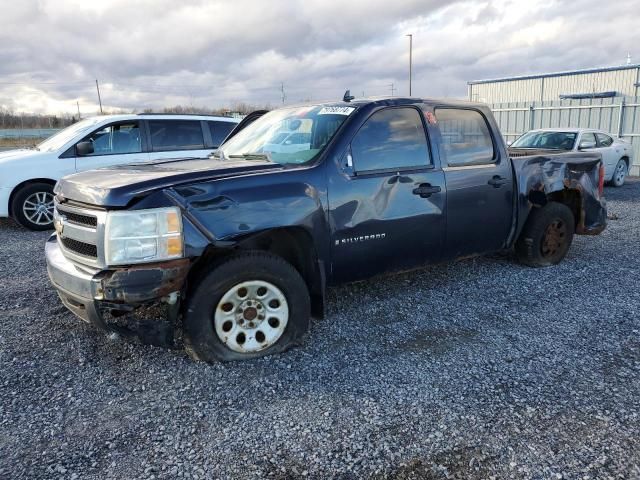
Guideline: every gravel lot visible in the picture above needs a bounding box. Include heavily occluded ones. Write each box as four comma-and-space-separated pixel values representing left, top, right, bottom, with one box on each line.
1, 180, 640, 480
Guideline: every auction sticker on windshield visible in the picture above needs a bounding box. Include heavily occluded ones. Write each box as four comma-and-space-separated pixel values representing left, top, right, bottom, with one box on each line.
318, 106, 355, 115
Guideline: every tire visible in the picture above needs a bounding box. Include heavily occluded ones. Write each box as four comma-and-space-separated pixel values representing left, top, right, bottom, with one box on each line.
515, 202, 575, 268
183, 251, 311, 362
11, 182, 55, 231
611, 159, 627, 187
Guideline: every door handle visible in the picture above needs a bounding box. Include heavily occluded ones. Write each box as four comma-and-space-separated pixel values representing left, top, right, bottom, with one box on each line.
412, 184, 441, 198
488, 175, 508, 188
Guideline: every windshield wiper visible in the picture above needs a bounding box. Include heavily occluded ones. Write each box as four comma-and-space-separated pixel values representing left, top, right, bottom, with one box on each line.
228, 152, 272, 162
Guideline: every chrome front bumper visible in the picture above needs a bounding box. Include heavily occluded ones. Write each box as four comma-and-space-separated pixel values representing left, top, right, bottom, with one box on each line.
45, 234, 106, 328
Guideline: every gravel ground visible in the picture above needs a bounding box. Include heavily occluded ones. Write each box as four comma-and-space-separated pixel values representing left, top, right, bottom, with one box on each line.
1, 180, 640, 480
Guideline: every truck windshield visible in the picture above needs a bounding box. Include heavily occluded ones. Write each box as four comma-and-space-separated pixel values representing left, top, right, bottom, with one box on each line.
36, 117, 104, 152
217, 105, 355, 164
511, 131, 577, 150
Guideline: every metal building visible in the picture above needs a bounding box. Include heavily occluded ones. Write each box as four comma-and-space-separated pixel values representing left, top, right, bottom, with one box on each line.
467, 64, 640, 176
468, 64, 640, 104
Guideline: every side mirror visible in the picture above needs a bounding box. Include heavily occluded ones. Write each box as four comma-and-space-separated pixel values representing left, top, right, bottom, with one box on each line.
579, 141, 596, 150
76, 141, 94, 156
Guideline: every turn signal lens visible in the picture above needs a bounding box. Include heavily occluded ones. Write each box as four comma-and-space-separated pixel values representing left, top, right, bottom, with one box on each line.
166, 210, 181, 233
166, 236, 182, 256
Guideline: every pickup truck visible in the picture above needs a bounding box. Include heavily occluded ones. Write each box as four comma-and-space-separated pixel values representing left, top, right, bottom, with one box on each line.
45, 96, 607, 362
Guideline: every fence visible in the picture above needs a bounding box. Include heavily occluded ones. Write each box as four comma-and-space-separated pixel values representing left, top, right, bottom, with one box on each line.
488, 96, 640, 175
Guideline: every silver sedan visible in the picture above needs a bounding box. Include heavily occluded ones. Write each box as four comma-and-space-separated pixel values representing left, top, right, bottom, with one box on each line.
510, 128, 633, 187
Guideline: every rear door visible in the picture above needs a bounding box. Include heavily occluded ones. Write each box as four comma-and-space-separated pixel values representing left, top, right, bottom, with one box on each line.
73, 120, 150, 171
328, 106, 446, 283
145, 119, 212, 160
434, 107, 514, 258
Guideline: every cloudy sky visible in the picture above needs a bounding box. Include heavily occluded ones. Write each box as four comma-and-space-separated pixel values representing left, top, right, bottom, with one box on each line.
1, 0, 639, 115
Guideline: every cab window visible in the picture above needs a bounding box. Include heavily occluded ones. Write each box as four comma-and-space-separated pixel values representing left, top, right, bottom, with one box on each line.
79, 122, 142, 156
435, 108, 495, 166
351, 107, 430, 173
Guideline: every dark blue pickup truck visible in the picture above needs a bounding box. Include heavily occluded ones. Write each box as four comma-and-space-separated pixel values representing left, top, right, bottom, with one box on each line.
46, 96, 607, 361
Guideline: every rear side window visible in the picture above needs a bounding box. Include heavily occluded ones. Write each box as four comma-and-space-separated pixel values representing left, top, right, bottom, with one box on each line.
596, 133, 614, 147
435, 108, 495, 166
351, 107, 430, 172
149, 120, 204, 151
208, 121, 236, 146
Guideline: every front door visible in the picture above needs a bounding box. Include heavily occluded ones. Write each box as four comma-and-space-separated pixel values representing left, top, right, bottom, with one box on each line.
74, 120, 149, 171
328, 106, 446, 283
434, 107, 514, 258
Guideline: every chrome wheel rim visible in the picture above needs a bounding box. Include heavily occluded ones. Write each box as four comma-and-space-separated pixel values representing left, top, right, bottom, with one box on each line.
22, 192, 54, 225
615, 162, 626, 185
214, 280, 289, 353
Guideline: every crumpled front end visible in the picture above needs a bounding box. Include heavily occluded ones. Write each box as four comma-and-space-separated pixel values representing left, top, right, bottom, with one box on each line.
45, 234, 190, 347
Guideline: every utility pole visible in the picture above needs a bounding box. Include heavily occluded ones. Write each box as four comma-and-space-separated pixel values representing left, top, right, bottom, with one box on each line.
388, 83, 396, 96
77, 101, 81, 119
95, 79, 103, 114
281, 83, 286, 104
406, 34, 413, 96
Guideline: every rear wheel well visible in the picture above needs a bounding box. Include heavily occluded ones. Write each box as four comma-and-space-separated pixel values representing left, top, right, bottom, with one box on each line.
620, 156, 630, 169
528, 188, 582, 228
9, 178, 57, 216
187, 227, 325, 318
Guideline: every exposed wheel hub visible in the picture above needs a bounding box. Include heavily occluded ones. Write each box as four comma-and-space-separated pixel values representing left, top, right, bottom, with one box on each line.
237, 299, 264, 326
542, 219, 566, 257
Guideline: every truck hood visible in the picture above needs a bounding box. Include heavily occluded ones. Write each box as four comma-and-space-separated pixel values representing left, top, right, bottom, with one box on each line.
55, 157, 282, 207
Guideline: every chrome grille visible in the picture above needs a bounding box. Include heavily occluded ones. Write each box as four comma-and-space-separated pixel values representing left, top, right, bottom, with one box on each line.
60, 237, 98, 258
55, 200, 107, 268
57, 208, 97, 228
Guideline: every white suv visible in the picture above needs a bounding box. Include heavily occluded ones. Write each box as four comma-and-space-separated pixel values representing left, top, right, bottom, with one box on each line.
0, 114, 239, 230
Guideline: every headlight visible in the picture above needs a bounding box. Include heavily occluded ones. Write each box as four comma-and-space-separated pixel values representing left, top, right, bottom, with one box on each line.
104, 207, 183, 266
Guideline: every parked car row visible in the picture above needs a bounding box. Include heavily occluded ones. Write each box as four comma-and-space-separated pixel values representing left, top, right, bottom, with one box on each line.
38, 96, 608, 362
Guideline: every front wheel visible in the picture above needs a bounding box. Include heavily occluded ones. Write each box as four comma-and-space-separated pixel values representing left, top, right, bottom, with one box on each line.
611, 159, 627, 187
515, 202, 575, 267
183, 252, 310, 362
11, 183, 55, 231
